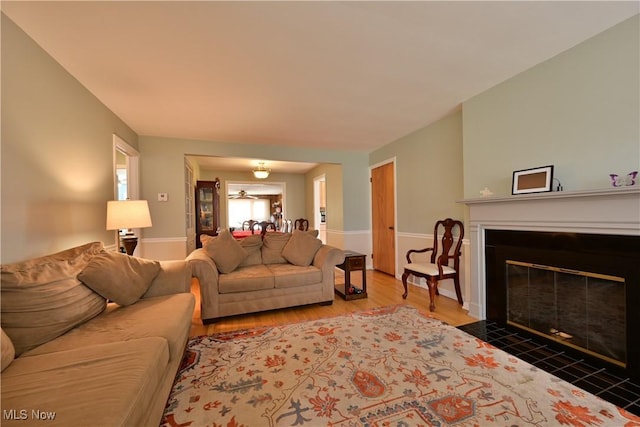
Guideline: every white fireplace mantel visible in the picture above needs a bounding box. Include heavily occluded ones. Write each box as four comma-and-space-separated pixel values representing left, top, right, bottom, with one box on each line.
461, 187, 640, 320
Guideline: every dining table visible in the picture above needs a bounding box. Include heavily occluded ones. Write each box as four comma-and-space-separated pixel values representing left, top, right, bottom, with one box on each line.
232, 229, 283, 239
231, 230, 254, 239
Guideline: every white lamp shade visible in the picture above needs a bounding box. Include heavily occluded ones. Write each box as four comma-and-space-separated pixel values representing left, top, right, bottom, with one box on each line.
106, 200, 152, 230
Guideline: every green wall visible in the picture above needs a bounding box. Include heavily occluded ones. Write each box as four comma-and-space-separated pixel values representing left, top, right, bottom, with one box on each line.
463, 15, 639, 198
139, 136, 370, 240
370, 110, 464, 233
1, 14, 138, 263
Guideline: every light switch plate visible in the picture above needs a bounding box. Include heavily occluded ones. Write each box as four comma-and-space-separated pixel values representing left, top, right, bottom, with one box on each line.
158, 193, 168, 202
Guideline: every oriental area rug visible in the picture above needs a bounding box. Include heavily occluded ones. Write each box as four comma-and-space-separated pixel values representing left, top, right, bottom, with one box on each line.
162, 305, 640, 427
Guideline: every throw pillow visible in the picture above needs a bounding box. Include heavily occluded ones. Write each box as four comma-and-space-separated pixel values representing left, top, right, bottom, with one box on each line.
200, 234, 214, 246
282, 230, 323, 266
78, 251, 161, 306
203, 229, 247, 273
1, 328, 15, 372
238, 234, 263, 267
262, 232, 291, 264
0, 242, 107, 356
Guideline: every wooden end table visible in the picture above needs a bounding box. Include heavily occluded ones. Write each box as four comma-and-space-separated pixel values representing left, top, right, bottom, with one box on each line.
335, 251, 367, 300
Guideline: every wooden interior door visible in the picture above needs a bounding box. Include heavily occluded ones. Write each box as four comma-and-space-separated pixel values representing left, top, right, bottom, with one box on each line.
371, 162, 395, 276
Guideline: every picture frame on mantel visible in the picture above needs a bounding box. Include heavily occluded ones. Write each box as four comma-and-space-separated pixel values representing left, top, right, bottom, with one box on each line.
512, 165, 554, 195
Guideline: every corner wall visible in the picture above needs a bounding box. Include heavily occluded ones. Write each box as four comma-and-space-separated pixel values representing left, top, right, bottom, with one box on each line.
1, 14, 138, 263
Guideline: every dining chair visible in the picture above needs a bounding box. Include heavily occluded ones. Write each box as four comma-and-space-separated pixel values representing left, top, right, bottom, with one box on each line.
401, 218, 464, 311
294, 218, 309, 231
253, 221, 277, 236
242, 220, 256, 231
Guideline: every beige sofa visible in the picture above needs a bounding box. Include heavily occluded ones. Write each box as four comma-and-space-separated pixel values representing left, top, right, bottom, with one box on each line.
0, 242, 195, 427
187, 229, 345, 323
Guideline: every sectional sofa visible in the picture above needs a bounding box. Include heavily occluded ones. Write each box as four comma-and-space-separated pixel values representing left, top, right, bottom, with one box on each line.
0, 242, 195, 426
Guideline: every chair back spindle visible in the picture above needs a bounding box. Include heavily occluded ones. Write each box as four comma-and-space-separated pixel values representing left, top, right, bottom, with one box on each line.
294, 218, 309, 231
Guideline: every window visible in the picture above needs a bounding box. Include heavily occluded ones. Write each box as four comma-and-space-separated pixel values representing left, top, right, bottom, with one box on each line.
228, 199, 270, 229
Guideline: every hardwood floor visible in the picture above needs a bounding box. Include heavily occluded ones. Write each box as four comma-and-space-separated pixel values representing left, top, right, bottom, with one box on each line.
189, 270, 477, 337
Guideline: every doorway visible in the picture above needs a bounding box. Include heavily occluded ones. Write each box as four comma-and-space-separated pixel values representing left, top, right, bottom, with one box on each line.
226, 181, 286, 231
112, 134, 140, 249
314, 175, 327, 243
371, 160, 396, 276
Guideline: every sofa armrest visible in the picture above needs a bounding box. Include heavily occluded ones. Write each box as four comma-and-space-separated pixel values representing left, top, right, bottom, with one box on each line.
186, 248, 221, 321
186, 248, 219, 286
313, 245, 345, 270
142, 260, 192, 298
313, 245, 345, 302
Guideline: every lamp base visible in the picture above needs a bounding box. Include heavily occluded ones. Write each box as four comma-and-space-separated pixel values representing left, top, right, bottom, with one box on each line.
121, 235, 138, 256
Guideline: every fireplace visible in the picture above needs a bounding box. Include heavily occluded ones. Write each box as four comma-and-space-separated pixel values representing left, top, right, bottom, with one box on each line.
485, 229, 639, 375
463, 187, 640, 377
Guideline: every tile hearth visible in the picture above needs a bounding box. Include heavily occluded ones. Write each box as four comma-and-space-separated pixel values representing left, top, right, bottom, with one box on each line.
458, 320, 640, 416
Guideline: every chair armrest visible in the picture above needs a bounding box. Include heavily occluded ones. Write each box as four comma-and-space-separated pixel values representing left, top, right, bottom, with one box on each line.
406, 247, 433, 263
142, 260, 192, 298
186, 248, 219, 287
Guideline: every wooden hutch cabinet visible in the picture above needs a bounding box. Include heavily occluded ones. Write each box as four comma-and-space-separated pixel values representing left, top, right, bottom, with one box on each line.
195, 179, 220, 248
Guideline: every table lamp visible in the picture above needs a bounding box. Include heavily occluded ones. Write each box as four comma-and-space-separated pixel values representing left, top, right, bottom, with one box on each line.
106, 200, 152, 255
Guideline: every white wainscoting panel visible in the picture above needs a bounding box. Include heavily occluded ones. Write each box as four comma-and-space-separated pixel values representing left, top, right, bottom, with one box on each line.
141, 237, 188, 261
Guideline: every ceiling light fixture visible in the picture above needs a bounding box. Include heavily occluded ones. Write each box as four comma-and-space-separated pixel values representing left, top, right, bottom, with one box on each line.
252, 162, 271, 179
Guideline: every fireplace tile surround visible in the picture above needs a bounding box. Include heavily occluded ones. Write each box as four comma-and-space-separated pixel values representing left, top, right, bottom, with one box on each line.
463, 187, 640, 377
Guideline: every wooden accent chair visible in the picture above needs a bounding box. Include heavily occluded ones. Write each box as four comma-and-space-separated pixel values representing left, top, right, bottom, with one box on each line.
252, 221, 277, 236
294, 218, 309, 231
401, 218, 464, 311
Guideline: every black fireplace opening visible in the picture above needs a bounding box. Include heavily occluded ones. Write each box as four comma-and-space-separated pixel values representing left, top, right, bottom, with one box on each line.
485, 229, 640, 379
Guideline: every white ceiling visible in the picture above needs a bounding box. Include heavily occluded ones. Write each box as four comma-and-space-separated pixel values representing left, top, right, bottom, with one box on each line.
3, 1, 638, 153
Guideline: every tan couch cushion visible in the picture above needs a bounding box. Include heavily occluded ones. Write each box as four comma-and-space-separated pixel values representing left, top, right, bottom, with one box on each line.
218, 265, 274, 293
203, 230, 247, 273
0, 338, 168, 427
0, 242, 107, 356
23, 293, 194, 366
282, 230, 323, 266
238, 234, 263, 267
262, 232, 291, 264
1, 328, 15, 372
78, 251, 161, 306
267, 264, 323, 289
